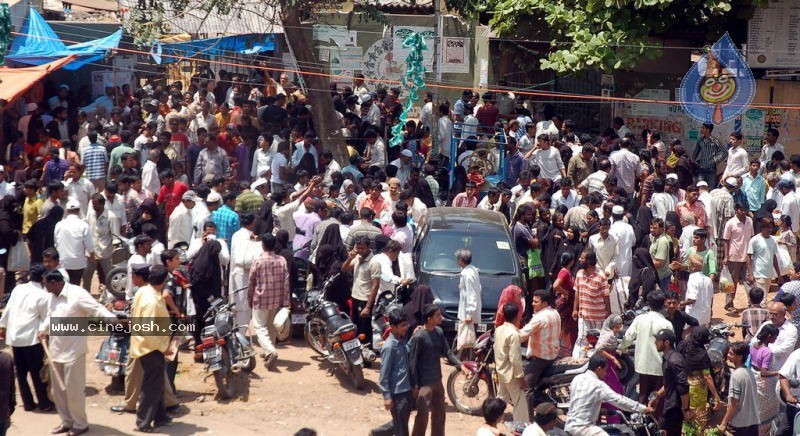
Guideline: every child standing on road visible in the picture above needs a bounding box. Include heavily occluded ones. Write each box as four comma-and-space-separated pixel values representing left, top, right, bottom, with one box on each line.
370, 309, 413, 436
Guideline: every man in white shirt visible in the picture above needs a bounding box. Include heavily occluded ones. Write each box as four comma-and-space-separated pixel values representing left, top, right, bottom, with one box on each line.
760, 301, 798, 370
760, 128, 784, 172
460, 104, 479, 141
320, 151, 342, 187
389, 150, 414, 187
588, 219, 618, 278
517, 124, 537, 155
82, 194, 117, 295
0, 264, 53, 411
41, 270, 117, 435
291, 132, 319, 168
456, 248, 481, 348
168, 191, 196, 248
54, 200, 94, 286
141, 149, 162, 197
613, 117, 632, 139
437, 104, 454, 160
365, 130, 387, 169
682, 254, 713, 326
650, 178, 676, 220
565, 354, 651, 435
621, 290, 674, 404
229, 214, 264, 328
525, 134, 566, 182
723, 131, 750, 180
126, 236, 153, 300
610, 206, 636, 277
64, 163, 96, 217
778, 180, 800, 232
551, 177, 580, 212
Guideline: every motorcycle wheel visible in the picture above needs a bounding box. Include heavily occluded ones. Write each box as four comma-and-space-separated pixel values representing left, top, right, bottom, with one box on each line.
446, 368, 493, 416
617, 354, 635, 385
243, 356, 256, 373
213, 348, 236, 399
350, 363, 365, 390
304, 319, 327, 356
104, 266, 128, 300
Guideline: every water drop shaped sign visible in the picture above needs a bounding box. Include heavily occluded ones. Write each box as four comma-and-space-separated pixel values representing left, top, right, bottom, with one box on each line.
679, 33, 755, 125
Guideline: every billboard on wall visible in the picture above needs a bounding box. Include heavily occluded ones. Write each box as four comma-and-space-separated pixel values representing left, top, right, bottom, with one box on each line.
747, 0, 800, 69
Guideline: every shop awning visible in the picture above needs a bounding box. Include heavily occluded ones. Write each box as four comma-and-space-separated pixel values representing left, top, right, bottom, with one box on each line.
152, 33, 275, 65
0, 56, 75, 101
6, 8, 122, 70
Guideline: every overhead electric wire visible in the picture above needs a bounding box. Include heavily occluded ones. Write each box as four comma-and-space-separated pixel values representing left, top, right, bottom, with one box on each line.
10, 25, 800, 111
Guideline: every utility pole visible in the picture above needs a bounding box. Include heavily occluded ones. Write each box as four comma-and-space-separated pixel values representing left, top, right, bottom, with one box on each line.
432, 0, 442, 155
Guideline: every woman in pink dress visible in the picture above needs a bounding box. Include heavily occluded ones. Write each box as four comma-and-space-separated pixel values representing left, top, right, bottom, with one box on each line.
553, 251, 576, 357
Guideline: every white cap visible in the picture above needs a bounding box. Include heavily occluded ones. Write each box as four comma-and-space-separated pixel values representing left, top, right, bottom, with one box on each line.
26, 102, 38, 112
725, 177, 739, 187
360, 94, 371, 104
401, 149, 413, 158
104, 82, 115, 88
59, 84, 69, 90
181, 190, 198, 202
697, 181, 708, 188
250, 179, 268, 191
66, 199, 81, 210
611, 205, 624, 215
666, 173, 678, 180
206, 191, 222, 203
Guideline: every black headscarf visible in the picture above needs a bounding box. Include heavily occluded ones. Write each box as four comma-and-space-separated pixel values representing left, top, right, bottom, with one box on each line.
314, 243, 350, 310
275, 229, 298, 292
190, 239, 222, 300
130, 198, 165, 242
634, 206, 653, 248
755, 199, 777, 234
627, 247, 658, 309
28, 205, 63, 263
318, 223, 347, 262
679, 327, 712, 371
402, 285, 434, 336
0, 195, 20, 249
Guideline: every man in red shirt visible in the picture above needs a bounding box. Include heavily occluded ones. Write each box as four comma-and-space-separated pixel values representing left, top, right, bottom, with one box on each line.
475, 92, 499, 133
216, 124, 241, 157
157, 169, 189, 218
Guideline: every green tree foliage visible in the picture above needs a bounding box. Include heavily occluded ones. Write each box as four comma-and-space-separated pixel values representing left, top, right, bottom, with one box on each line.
446, 0, 768, 73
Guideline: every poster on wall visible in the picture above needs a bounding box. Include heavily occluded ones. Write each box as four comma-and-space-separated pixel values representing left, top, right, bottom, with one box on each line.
629, 89, 670, 117
441, 37, 470, 74
747, 0, 800, 69
392, 26, 435, 69
92, 70, 134, 100
362, 37, 404, 83
313, 24, 356, 47
329, 46, 363, 87
742, 108, 766, 153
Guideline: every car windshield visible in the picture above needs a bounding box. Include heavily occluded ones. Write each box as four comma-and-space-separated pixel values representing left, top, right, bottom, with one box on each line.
420, 231, 517, 275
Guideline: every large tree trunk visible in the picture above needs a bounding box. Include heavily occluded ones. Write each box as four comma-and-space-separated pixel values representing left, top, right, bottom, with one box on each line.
281, 7, 349, 166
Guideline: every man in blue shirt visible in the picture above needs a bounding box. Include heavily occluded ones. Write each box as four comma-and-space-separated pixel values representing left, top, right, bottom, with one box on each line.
741, 159, 766, 212
208, 191, 240, 244
370, 309, 412, 436
505, 138, 525, 188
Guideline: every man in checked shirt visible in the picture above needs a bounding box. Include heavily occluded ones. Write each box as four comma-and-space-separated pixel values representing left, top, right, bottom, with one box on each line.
248, 233, 290, 371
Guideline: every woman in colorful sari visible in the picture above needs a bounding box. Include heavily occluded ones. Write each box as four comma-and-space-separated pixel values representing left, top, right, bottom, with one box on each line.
678, 327, 723, 431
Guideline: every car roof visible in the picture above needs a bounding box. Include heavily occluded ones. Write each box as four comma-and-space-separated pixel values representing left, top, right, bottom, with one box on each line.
423, 207, 509, 232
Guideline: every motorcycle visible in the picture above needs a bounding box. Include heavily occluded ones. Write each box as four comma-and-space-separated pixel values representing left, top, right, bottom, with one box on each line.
194, 287, 256, 398
708, 321, 745, 400
371, 282, 414, 350
592, 409, 662, 436
104, 237, 189, 301
446, 329, 589, 416
287, 257, 312, 339
304, 273, 374, 389
95, 298, 131, 391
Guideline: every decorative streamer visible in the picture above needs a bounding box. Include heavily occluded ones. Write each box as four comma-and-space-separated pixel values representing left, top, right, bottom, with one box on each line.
389, 32, 427, 148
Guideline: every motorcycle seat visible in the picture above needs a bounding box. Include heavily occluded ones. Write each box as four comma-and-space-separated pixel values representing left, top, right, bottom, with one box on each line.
541, 357, 588, 378
326, 313, 352, 333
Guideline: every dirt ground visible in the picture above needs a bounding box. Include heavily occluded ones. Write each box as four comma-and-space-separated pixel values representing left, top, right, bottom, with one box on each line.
3, 279, 758, 435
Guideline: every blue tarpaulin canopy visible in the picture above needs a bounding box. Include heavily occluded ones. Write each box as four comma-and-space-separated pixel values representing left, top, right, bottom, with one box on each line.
152, 33, 275, 65
7, 8, 122, 70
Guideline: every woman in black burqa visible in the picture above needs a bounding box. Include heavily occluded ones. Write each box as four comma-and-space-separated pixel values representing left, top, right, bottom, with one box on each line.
189, 238, 223, 349
27, 204, 63, 263
0, 195, 20, 293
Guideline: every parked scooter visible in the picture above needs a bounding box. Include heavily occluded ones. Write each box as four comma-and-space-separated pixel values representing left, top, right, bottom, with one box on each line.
95, 298, 131, 391
304, 272, 374, 389
708, 321, 745, 400
104, 234, 133, 300
194, 287, 256, 398
446, 329, 588, 416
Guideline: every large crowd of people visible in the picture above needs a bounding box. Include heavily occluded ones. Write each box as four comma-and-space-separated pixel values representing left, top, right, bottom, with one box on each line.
0, 68, 798, 436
